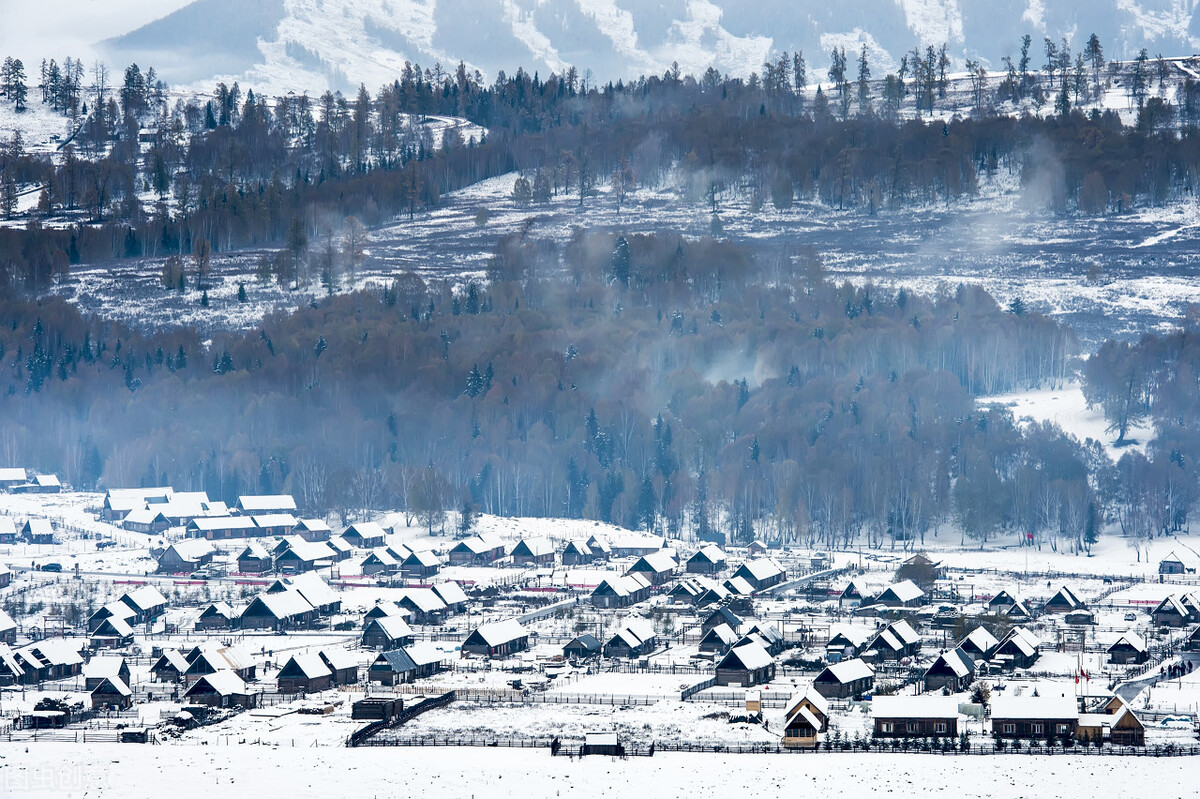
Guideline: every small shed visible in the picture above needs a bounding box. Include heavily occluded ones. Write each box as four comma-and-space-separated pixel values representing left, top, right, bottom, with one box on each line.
563, 634, 602, 660
582, 731, 622, 757
1107, 632, 1149, 665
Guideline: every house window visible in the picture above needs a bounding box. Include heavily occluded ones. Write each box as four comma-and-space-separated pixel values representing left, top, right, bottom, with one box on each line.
1003, 723, 1015, 734
1032, 723, 1043, 735
935, 722, 947, 734
1057, 724, 1069, 735
881, 722, 894, 733
907, 723, 917, 733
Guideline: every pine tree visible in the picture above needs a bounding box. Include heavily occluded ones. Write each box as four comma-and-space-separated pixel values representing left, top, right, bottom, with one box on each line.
237, 282, 248, 302
611, 234, 630, 286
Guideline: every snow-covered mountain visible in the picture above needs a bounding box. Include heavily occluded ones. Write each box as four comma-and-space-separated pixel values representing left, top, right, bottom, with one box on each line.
100, 0, 1200, 93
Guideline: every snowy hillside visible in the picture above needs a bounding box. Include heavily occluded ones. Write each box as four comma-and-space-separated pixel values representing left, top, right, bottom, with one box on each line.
91, 0, 1200, 92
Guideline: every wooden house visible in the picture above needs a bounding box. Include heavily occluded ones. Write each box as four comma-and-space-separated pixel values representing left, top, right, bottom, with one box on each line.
277, 652, 332, 693
155, 540, 214, 573
701, 606, 743, 635
20, 519, 55, 544
273, 572, 341, 614
732, 558, 786, 592
813, 658, 875, 699
723, 576, 756, 596
90, 616, 135, 648
1150, 595, 1194, 628
986, 590, 1021, 614
626, 551, 679, 586
326, 536, 355, 561
602, 620, 658, 659
747, 540, 768, 557
1078, 697, 1145, 747
695, 583, 732, 607
583, 535, 613, 560
582, 731, 622, 757
185, 516, 259, 540
184, 643, 256, 684
562, 540, 595, 565
992, 627, 1040, 670
369, 643, 446, 685
294, 518, 332, 542
714, 641, 776, 687
14, 638, 84, 683
742, 623, 785, 656
590, 574, 651, 609
1159, 551, 1192, 575
87, 601, 136, 634
341, 522, 387, 549
448, 533, 506, 566
1003, 600, 1034, 620
990, 695, 1078, 740
118, 585, 168, 624
195, 602, 237, 631
237, 543, 273, 573
122, 507, 171, 534
274, 541, 335, 574
0, 467, 28, 491
239, 590, 317, 630
184, 670, 259, 708
361, 548, 401, 576
839, 580, 870, 609
511, 537, 556, 566
250, 514, 297, 538
876, 579, 926, 608
865, 620, 921, 662
686, 545, 727, 575
0, 518, 15, 544
667, 577, 712, 605
151, 650, 189, 683
924, 649, 976, 693
783, 689, 829, 749
362, 616, 415, 650
1107, 632, 1149, 665
394, 588, 448, 624
563, 634, 602, 660
825, 627, 871, 663
318, 649, 360, 685
461, 619, 529, 657
699, 623, 739, 654
84, 655, 131, 690
607, 533, 666, 557
1043, 586, 1085, 614
90, 676, 133, 710
402, 548, 443, 579
873, 696, 961, 737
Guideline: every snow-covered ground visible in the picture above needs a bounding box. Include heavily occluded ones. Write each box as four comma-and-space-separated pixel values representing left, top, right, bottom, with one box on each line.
2, 743, 1196, 799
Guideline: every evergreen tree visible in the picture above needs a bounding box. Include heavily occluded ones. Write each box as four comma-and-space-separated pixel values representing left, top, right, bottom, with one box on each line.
611, 234, 630, 286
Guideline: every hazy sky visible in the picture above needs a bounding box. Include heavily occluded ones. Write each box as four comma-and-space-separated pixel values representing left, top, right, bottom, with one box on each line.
0, 0, 193, 69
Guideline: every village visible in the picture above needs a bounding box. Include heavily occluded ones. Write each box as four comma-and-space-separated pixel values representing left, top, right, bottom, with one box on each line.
0, 465, 1198, 762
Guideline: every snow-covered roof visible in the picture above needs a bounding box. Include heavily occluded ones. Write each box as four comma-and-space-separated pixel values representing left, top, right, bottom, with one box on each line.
879, 579, 925, 603
252, 513, 298, 529
24, 638, 84, 667
363, 548, 399, 567
344, 522, 388, 540
249, 590, 314, 620
279, 572, 340, 608
719, 641, 773, 671
820, 658, 874, 683
701, 623, 739, 645
368, 615, 414, 640
405, 549, 442, 567
991, 695, 1077, 720
631, 550, 678, 573
513, 537, 555, 557
929, 649, 975, 678
83, 655, 126, 679
397, 588, 447, 613
0, 609, 15, 633
122, 508, 161, 526
960, 626, 1000, 653
188, 516, 258, 533
33, 474, 61, 488
432, 581, 468, 605
690, 545, 726, 564
153, 650, 189, 673
319, 648, 359, 671
828, 626, 871, 648
469, 619, 528, 647
239, 542, 271, 559
296, 519, 332, 534
886, 620, 920, 645
237, 494, 297, 512
276, 541, 335, 563
121, 585, 168, 612
1109, 631, 1147, 652
94, 616, 134, 637
736, 558, 784, 581
281, 652, 331, 680
0, 467, 27, 482
724, 576, 755, 595
873, 695, 961, 719
187, 670, 249, 696
91, 675, 132, 698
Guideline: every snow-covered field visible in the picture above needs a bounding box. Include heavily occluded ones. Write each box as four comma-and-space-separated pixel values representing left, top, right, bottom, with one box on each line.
2, 743, 1195, 799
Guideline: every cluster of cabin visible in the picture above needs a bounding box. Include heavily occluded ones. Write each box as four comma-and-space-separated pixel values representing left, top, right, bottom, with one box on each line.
0, 468, 62, 494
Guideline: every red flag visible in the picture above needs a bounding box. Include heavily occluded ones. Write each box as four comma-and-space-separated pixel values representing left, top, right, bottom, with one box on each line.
1075, 674, 1080, 684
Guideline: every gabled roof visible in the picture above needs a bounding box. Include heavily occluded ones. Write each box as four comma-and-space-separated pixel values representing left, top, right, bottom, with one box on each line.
122, 507, 163, 526
0, 608, 15, 633
563, 540, 593, 557
453, 533, 506, 555
22, 519, 54, 535
1109, 631, 1147, 653
93, 616, 134, 638
959, 626, 1000, 654
246, 590, 314, 620
717, 641, 773, 671
629, 550, 678, 574
366, 616, 414, 640
927, 648, 975, 678
318, 648, 359, 671
343, 522, 388, 541
405, 549, 443, 568
818, 658, 874, 684
152, 650, 189, 673
23, 638, 85, 667
701, 623, 739, 646
432, 581, 468, 606
828, 626, 871, 648
512, 537, 555, 557
199, 601, 236, 620
251, 513, 298, 529
1153, 595, 1190, 617
238, 542, 271, 559
1160, 550, 1187, 566
785, 704, 823, 733
121, 585, 168, 612
296, 519, 332, 534
735, 558, 784, 581
787, 687, 830, 719
0, 467, 27, 482
744, 622, 783, 645
279, 652, 331, 680
396, 588, 447, 614
1047, 586, 1083, 608
187, 516, 258, 533
467, 619, 528, 647
724, 576, 756, 595
186, 669, 249, 697
878, 579, 925, 603
33, 474, 60, 488
689, 545, 727, 565
565, 634, 602, 651
90, 675, 132, 698
376, 642, 445, 672
275, 541, 335, 563
161, 540, 215, 561
362, 548, 399, 567
886, 619, 920, 645
593, 574, 651, 598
